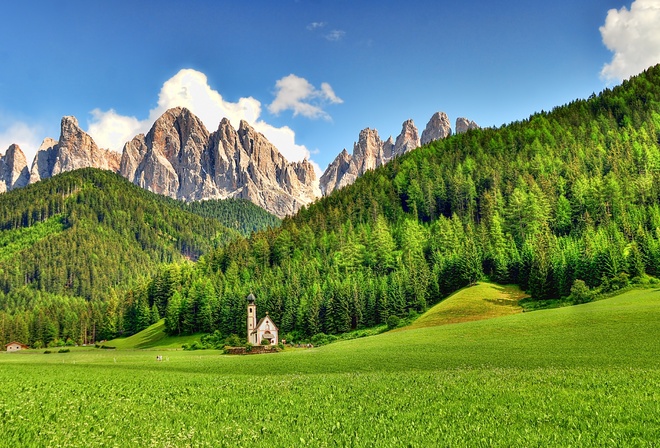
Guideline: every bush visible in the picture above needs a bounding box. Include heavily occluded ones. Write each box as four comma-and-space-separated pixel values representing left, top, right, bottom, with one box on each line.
224, 334, 244, 348
281, 330, 302, 344
611, 272, 630, 291
569, 279, 593, 304
260, 338, 271, 345
200, 330, 226, 349
48, 339, 66, 348
58, 348, 70, 353
43, 350, 52, 354
387, 315, 401, 330
311, 333, 338, 346
183, 341, 205, 351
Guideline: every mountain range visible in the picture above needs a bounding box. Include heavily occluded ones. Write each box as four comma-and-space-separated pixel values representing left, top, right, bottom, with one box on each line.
0, 108, 477, 216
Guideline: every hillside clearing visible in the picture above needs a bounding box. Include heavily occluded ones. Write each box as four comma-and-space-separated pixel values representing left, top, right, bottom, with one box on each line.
406, 282, 527, 329
105, 320, 201, 350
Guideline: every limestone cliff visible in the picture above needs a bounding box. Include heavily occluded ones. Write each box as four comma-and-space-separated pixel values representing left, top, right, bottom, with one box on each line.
29, 117, 120, 183
320, 112, 479, 195
0, 144, 30, 193
455, 117, 480, 134
421, 112, 452, 145
120, 107, 318, 217
320, 119, 422, 196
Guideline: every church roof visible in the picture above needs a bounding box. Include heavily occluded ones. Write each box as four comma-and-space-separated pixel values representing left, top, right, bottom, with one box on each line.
247, 293, 256, 304
250, 313, 279, 334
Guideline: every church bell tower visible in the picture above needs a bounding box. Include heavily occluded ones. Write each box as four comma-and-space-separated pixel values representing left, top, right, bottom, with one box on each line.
247, 293, 256, 344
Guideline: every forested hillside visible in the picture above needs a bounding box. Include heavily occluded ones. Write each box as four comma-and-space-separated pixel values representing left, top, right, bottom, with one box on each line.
182, 199, 280, 236
149, 64, 660, 341
0, 169, 238, 346
4, 65, 660, 348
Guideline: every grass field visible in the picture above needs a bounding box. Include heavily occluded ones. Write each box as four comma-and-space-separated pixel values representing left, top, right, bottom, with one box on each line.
0, 286, 658, 446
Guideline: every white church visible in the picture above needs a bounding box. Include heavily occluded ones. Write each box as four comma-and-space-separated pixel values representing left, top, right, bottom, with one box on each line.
247, 293, 279, 345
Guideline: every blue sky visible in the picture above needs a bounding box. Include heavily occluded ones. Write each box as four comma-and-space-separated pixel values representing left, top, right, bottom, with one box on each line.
1, 0, 659, 174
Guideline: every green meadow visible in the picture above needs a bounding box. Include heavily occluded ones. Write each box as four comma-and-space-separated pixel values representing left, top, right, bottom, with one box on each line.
0, 285, 658, 447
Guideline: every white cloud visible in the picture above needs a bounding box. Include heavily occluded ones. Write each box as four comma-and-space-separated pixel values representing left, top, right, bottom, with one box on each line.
87, 109, 142, 153
325, 30, 346, 42
152, 69, 262, 129
86, 69, 318, 166
320, 82, 342, 104
268, 74, 343, 119
307, 22, 326, 31
0, 120, 43, 165
600, 0, 660, 81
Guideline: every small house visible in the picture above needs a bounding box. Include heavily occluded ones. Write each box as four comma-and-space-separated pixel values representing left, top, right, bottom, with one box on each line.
5, 342, 29, 352
247, 294, 279, 345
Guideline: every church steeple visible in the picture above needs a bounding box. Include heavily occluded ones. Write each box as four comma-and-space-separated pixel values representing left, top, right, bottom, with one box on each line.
247, 293, 257, 344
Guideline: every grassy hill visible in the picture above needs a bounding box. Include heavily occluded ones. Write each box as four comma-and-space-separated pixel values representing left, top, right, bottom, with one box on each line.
105, 320, 201, 349
406, 282, 527, 329
0, 288, 657, 446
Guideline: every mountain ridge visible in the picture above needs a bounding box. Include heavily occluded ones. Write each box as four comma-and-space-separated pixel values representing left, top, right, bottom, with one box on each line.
319, 113, 478, 195
1, 109, 478, 215
1, 109, 318, 218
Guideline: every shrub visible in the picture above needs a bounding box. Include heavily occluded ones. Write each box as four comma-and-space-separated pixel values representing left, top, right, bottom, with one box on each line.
569, 279, 592, 304
43, 350, 52, 354
260, 338, 271, 345
48, 339, 65, 348
224, 334, 244, 348
611, 272, 630, 291
311, 333, 329, 346
387, 315, 401, 330
58, 348, 70, 353
183, 341, 205, 351
281, 330, 302, 344
200, 331, 227, 349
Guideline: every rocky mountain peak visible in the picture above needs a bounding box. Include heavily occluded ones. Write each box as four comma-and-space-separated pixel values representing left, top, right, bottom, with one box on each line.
353, 128, 383, 168
121, 107, 317, 217
319, 148, 353, 196
421, 112, 452, 145
455, 117, 479, 134
0, 144, 30, 193
393, 119, 420, 156
30, 116, 120, 185
320, 112, 472, 196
